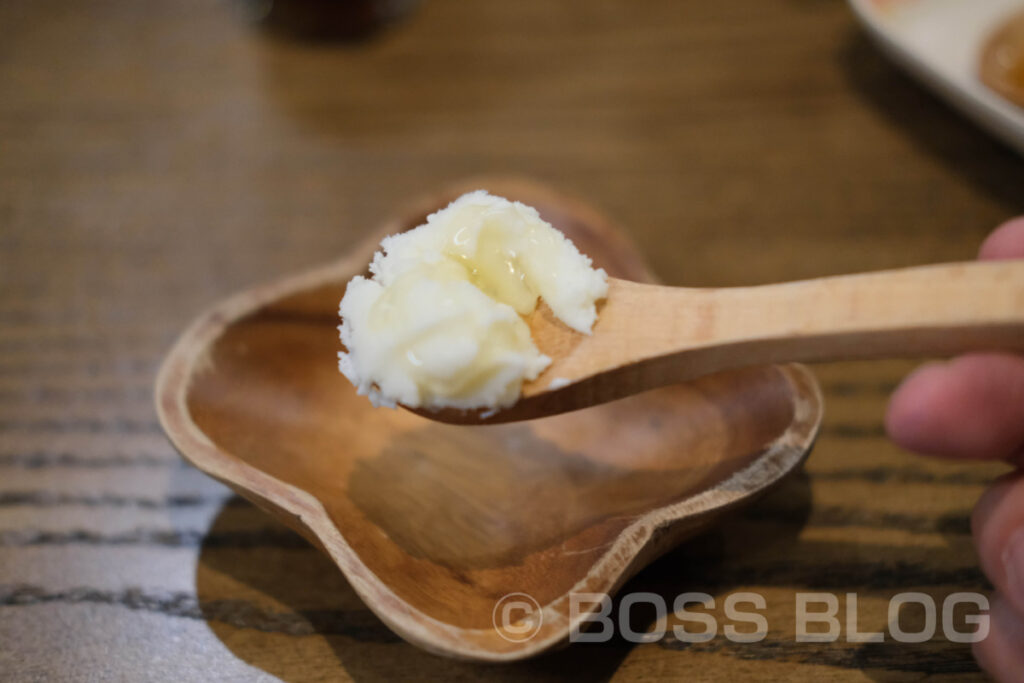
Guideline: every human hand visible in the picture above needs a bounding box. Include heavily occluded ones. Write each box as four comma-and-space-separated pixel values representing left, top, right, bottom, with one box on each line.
886, 217, 1024, 680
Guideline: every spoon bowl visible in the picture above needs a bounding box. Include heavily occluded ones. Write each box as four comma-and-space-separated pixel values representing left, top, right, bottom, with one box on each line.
155, 178, 824, 661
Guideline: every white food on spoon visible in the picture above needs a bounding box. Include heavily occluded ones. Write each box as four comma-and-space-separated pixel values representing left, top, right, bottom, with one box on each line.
338, 190, 608, 411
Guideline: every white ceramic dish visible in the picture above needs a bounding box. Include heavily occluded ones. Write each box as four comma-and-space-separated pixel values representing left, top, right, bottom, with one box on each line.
848, 0, 1024, 155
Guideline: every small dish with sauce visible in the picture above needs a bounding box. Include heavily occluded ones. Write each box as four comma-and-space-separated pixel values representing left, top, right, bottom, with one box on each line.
848, 0, 1024, 155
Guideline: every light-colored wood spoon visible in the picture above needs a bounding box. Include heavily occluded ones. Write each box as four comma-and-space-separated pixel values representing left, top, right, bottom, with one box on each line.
421, 259, 1024, 425
155, 178, 823, 662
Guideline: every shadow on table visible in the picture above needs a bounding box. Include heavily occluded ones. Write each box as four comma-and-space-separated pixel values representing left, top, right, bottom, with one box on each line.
193, 469, 814, 682
192, 455, 987, 680
617, 468, 984, 680
838, 30, 1024, 217
194, 500, 631, 682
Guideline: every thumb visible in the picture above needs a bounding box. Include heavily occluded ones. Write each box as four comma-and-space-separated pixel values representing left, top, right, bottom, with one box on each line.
979, 216, 1024, 261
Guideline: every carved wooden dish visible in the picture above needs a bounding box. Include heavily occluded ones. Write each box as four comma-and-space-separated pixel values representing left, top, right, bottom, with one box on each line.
155, 178, 824, 661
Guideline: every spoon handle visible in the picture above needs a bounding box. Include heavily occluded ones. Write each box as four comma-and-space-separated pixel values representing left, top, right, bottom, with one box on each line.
438, 261, 1024, 423
683, 260, 1024, 366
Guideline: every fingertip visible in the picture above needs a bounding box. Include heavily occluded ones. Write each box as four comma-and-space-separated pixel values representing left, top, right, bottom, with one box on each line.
886, 354, 1024, 461
973, 472, 1024, 617
972, 593, 1024, 681
979, 217, 1024, 261
885, 361, 950, 455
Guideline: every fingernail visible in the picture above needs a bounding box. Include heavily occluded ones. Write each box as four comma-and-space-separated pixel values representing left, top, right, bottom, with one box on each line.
1004, 528, 1024, 611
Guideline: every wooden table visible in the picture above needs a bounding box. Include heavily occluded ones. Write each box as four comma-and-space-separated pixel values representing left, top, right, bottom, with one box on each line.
3, 0, 1023, 679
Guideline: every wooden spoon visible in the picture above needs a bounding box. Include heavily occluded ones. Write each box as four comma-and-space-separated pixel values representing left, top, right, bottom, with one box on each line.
155, 178, 823, 661
420, 260, 1024, 425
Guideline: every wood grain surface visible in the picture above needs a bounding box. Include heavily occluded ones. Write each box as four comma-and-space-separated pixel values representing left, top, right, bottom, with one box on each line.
2, 0, 1023, 680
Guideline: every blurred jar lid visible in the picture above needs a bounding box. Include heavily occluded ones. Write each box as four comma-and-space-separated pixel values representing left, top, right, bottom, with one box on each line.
242, 0, 420, 41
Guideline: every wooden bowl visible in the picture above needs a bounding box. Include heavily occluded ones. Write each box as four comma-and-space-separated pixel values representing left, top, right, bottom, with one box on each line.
155, 178, 823, 661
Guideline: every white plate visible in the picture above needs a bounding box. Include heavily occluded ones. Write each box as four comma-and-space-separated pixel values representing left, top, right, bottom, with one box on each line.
848, 0, 1024, 155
